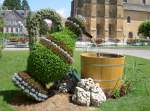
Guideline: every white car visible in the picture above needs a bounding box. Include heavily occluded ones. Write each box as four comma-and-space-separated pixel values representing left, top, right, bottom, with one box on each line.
75, 41, 92, 48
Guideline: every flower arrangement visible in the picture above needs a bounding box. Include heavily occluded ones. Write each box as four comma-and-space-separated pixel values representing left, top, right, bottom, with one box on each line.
12, 72, 48, 101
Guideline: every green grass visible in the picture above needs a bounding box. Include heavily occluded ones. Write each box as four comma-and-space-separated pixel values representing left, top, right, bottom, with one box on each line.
0, 51, 150, 111
0, 51, 29, 111
74, 51, 150, 111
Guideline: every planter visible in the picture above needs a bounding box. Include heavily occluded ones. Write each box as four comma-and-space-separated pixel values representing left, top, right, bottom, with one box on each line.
81, 52, 125, 92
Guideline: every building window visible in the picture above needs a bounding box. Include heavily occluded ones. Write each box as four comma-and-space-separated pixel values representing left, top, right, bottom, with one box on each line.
127, 16, 131, 23
128, 32, 133, 38
20, 26, 23, 32
6, 27, 9, 32
123, 0, 128, 3
97, 10, 100, 17
97, 0, 104, 4
16, 28, 18, 33
142, 0, 146, 4
97, 24, 100, 35
109, 24, 112, 35
11, 27, 13, 33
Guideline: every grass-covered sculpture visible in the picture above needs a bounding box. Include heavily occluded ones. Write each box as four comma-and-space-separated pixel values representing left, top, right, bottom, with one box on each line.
12, 9, 91, 101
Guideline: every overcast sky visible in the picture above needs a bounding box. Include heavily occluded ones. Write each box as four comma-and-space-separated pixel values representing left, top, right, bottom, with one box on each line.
0, 0, 72, 17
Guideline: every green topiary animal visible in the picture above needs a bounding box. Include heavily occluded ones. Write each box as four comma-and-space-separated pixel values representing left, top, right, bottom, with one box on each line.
12, 9, 92, 101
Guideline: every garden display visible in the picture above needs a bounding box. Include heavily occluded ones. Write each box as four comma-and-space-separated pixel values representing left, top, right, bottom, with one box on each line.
12, 8, 106, 107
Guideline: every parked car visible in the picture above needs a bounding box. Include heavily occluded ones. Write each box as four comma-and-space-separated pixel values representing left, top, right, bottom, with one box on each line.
75, 41, 92, 48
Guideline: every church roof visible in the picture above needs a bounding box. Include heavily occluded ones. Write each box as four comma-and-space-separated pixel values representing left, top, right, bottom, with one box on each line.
124, 3, 150, 12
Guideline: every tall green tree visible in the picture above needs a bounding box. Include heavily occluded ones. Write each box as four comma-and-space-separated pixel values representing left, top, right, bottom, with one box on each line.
138, 20, 150, 38
3, 0, 21, 10
22, 0, 30, 10
0, 17, 4, 32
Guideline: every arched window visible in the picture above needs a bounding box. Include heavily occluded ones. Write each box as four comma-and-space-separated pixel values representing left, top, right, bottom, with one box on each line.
97, 24, 100, 35
128, 32, 133, 38
142, 0, 146, 4
123, 0, 128, 3
127, 16, 131, 23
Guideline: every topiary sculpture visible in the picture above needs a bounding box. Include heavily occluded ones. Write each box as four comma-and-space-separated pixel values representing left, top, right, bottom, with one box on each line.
12, 9, 92, 102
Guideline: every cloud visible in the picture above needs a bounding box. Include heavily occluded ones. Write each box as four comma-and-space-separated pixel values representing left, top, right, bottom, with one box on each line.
56, 8, 67, 18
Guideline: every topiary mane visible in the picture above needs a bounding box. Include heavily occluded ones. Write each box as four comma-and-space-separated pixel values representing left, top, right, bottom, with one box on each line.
26, 9, 63, 50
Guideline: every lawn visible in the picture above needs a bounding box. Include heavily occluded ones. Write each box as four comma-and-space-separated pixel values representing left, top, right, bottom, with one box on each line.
74, 51, 150, 111
0, 51, 29, 111
0, 51, 150, 111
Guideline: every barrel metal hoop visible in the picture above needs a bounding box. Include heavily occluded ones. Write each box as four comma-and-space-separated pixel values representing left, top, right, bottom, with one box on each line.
91, 64, 124, 67
94, 77, 122, 83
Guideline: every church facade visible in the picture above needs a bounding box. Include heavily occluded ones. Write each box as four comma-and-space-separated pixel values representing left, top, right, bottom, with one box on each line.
71, 0, 150, 42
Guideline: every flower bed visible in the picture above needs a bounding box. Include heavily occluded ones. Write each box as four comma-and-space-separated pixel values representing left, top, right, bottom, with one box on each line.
12, 72, 48, 101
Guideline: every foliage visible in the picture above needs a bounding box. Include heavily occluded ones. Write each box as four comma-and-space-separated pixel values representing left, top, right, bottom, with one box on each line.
51, 28, 77, 50
65, 16, 92, 38
138, 20, 150, 38
0, 45, 2, 58
65, 20, 82, 37
22, 0, 30, 10
65, 16, 86, 37
0, 17, 4, 32
112, 88, 121, 98
27, 44, 71, 86
3, 0, 21, 10
39, 20, 49, 36
67, 16, 86, 31
26, 9, 63, 50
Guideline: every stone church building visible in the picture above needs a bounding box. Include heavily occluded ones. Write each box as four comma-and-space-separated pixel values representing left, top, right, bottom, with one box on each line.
71, 0, 150, 42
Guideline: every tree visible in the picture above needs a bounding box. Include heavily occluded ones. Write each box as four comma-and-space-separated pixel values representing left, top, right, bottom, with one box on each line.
3, 0, 21, 10
0, 17, 4, 32
16, 0, 22, 10
22, 0, 30, 10
138, 20, 150, 38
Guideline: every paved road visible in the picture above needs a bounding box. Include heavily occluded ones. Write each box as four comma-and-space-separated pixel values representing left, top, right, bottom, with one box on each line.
76, 48, 150, 59
3, 47, 150, 59
3, 48, 29, 51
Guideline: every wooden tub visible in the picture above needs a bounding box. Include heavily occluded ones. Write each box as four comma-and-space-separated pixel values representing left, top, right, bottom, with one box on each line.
81, 52, 125, 92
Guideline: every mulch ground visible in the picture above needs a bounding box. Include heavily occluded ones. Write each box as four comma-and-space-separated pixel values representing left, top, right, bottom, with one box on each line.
11, 93, 97, 111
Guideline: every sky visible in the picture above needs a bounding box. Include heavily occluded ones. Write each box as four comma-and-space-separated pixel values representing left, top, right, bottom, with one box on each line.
0, 0, 72, 17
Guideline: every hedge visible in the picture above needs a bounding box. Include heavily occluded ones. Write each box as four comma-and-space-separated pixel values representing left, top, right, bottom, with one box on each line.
27, 43, 71, 85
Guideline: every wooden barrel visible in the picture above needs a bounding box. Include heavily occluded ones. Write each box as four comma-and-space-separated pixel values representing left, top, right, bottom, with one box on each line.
81, 52, 125, 92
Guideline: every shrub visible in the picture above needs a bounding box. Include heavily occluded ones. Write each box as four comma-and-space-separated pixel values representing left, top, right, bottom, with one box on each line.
51, 28, 77, 50
138, 20, 150, 38
27, 43, 71, 85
